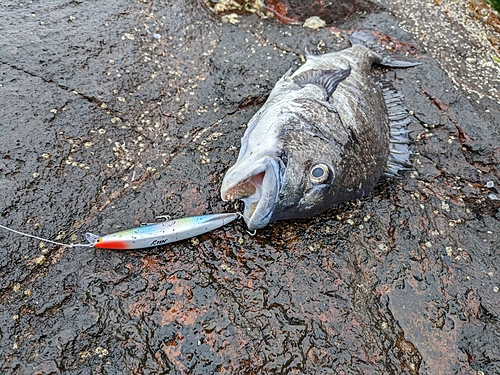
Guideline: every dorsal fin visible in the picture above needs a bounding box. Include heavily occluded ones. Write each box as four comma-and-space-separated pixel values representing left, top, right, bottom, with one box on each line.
304, 45, 323, 58
377, 79, 413, 177
293, 66, 351, 101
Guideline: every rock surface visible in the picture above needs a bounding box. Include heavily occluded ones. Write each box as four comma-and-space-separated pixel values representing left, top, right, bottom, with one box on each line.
0, 0, 499, 373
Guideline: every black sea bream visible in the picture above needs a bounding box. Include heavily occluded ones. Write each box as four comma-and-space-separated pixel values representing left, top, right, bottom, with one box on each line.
221, 35, 419, 230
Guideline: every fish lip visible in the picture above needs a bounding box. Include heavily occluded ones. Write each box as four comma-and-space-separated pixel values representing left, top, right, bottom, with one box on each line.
221, 157, 281, 230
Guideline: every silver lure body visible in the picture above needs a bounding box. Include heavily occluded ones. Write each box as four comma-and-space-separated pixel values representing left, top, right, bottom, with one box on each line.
86, 213, 238, 249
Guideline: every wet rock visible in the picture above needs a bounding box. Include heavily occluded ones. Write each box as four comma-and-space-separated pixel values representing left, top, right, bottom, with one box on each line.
384, 0, 500, 103
0, 0, 499, 374
205, 0, 383, 25
263, 0, 382, 25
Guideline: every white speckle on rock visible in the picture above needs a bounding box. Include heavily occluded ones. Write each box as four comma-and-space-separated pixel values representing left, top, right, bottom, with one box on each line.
303, 16, 326, 29
221, 13, 240, 24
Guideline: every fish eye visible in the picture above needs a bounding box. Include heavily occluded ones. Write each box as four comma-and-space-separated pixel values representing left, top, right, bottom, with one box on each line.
309, 163, 330, 184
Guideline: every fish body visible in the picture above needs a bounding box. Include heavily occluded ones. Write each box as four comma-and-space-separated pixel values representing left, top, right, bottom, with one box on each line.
85, 213, 238, 250
221, 41, 416, 230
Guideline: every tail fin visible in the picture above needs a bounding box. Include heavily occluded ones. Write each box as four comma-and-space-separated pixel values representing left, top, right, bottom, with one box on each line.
349, 30, 421, 68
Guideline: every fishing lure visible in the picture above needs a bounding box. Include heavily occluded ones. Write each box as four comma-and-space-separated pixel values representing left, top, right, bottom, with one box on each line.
85, 213, 239, 250
0, 213, 239, 250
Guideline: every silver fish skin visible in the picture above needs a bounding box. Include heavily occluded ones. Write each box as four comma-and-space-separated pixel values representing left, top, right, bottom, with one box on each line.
221, 44, 413, 230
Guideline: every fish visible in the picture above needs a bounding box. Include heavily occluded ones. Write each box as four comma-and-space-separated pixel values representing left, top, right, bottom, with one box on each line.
221, 32, 420, 230
85, 213, 239, 250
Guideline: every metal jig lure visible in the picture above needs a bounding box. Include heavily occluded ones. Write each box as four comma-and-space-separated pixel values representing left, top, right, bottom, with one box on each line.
0, 213, 239, 250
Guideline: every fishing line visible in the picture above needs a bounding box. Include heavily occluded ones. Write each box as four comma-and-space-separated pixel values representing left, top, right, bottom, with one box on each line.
235, 212, 257, 236
0, 224, 93, 248
1, 212, 249, 249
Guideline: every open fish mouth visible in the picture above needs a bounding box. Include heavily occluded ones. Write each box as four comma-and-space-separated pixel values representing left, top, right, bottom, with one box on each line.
221, 158, 281, 230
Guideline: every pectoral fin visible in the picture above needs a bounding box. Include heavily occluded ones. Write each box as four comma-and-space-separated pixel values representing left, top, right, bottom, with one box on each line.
293, 66, 351, 101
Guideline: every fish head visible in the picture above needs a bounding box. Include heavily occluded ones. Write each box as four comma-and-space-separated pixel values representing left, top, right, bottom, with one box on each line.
269, 128, 344, 225
221, 107, 347, 230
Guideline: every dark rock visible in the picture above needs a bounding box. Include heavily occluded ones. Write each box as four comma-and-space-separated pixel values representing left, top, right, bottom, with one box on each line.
0, 0, 499, 373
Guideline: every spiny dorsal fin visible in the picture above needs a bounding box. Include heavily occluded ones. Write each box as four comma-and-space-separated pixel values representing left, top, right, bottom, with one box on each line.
294, 66, 351, 101
304, 45, 323, 58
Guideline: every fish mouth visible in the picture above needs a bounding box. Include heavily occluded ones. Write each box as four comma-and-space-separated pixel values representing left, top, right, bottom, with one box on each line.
221, 157, 281, 230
